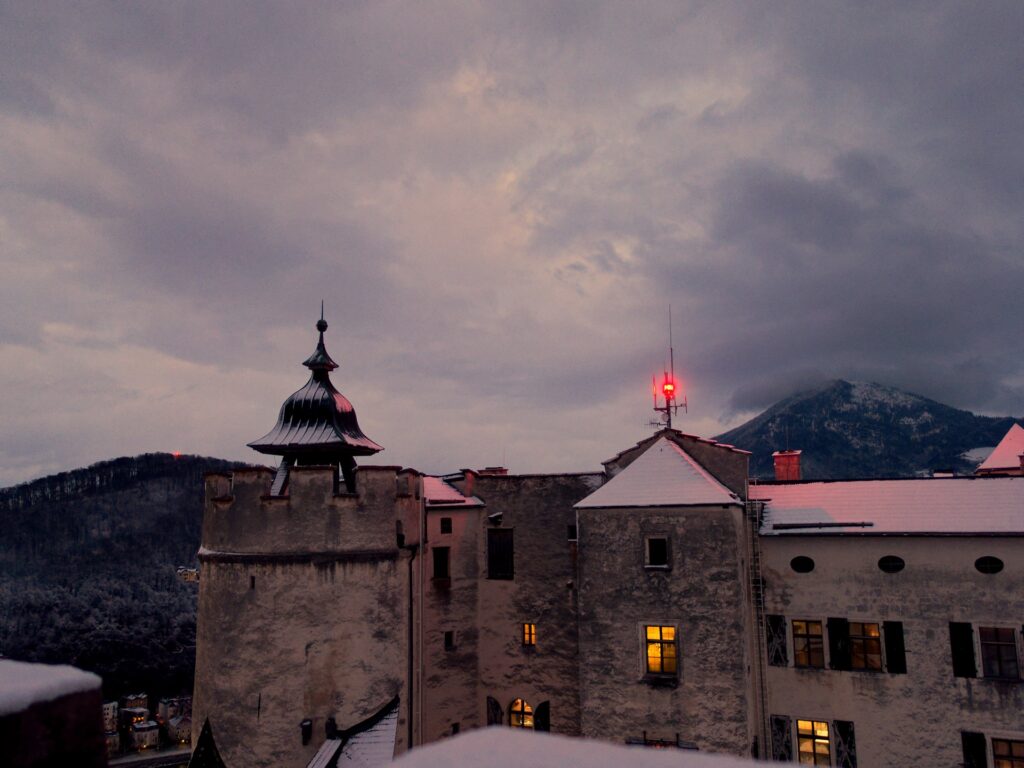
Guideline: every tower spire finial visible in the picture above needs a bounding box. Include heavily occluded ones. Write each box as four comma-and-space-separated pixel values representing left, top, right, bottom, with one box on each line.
316, 302, 328, 334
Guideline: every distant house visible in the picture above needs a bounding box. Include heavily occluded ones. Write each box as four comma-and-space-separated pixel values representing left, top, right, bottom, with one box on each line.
119, 706, 149, 731
131, 720, 160, 750
101, 701, 118, 732
104, 730, 120, 757
168, 715, 193, 744
120, 693, 147, 710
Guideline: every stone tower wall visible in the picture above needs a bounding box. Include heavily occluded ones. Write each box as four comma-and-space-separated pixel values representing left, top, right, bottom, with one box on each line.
193, 465, 419, 768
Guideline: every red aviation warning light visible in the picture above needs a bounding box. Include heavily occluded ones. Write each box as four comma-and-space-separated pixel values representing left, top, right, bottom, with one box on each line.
649, 307, 687, 431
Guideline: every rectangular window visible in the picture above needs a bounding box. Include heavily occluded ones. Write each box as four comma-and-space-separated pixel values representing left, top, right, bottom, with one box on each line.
432, 546, 450, 580
849, 622, 882, 671
797, 719, 830, 766
523, 623, 536, 646
644, 625, 677, 675
950, 622, 977, 677
487, 528, 514, 580
962, 731, 987, 768
444, 630, 455, 650
993, 737, 1024, 768
645, 537, 669, 569
793, 620, 825, 668
440, 517, 452, 534
981, 627, 1020, 680
567, 523, 578, 541
883, 621, 907, 674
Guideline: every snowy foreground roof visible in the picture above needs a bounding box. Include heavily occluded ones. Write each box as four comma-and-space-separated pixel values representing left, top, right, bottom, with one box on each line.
977, 423, 1024, 473
576, 437, 739, 509
752, 476, 1024, 535
0, 660, 101, 717
394, 729, 755, 768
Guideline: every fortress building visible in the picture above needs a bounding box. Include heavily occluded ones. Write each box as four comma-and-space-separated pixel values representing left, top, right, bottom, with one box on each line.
192, 318, 1024, 768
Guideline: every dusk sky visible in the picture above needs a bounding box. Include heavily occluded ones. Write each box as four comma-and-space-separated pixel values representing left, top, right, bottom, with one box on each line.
2, 2, 1022, 486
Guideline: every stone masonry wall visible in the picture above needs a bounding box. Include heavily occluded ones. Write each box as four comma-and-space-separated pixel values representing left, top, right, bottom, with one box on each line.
762, 535, 1024, 767
577, 503, 755, 754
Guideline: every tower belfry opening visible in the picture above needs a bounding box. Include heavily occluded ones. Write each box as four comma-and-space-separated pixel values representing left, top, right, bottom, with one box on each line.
248, 313, 383, 494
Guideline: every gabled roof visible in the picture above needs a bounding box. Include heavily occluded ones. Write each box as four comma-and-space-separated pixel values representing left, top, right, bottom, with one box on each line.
977, 423, 1024, 473
752, 476, 1024, 535
575, 436, 739, 509
423, 476, 483, 508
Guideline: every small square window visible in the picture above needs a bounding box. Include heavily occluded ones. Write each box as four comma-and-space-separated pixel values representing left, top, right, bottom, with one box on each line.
849, 622, 882, 671
440, 517, 453, 534
645, 537, 669, 569
980, 626, 1020, 680
444, 630, 455, 650
523, 623, 537, 646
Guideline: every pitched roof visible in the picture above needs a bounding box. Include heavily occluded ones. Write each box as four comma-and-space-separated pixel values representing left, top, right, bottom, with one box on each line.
977, 423, 1024, 473
187, 719, 228, 768
423, 476, 483, 508
752, 476, 1024, 535
575, 436, 739, 509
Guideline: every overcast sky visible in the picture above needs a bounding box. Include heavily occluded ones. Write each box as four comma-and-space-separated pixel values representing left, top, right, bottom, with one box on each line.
2, 2, 1022, 486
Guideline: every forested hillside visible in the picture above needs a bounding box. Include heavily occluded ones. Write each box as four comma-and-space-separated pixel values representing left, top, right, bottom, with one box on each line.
0, 453, 247, 698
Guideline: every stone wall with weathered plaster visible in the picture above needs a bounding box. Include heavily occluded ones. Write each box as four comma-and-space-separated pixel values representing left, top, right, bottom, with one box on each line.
194, 465, 419, 768
762, 534, 1024, 766
576, 503, 756, 755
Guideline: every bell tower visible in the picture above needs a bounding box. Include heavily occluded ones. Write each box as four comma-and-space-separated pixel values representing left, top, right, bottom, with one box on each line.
192, 313, 419, 768
248, 312, 383, 495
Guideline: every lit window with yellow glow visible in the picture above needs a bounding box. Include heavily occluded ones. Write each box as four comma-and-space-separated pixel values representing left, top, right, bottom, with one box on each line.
509, 698, 533, 728
797, 719, 830, 765
645, 625, 677, 675
523, 623, 537, 646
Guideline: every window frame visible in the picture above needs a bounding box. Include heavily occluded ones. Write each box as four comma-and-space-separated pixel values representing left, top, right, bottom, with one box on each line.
439, 516, 453, 534
979, 626, 1021, 681
792, 619, 826, 669
522, 622, 537, 647
643, 535, 671, 570
642, 624, 678, 678
848, 621, 883, 672
992, 736, 1024, 768
796, 718, 831, 766
508, 698, 534, 729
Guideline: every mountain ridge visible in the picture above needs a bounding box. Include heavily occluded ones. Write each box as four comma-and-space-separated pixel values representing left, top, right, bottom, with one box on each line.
716, 379, 1020, 479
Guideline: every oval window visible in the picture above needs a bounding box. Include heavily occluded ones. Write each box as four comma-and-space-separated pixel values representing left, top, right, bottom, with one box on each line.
975, 556, 1004, 574
790, 556, 815, 573
878, 556, 905, 574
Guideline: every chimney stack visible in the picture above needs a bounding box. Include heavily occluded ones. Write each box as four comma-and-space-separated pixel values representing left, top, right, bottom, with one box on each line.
773, 450, 802, 482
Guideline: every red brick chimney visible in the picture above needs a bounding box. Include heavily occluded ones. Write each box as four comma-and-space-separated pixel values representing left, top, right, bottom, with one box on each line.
773, 450, 802, 481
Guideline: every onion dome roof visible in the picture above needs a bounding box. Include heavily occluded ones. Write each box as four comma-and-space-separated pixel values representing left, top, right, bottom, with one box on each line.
248, 316, 383, 457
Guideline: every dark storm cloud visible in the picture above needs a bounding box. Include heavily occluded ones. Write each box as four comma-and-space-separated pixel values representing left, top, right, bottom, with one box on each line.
1, 1, 1022, 485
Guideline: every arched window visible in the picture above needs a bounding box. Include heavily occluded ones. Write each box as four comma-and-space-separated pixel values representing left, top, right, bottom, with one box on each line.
509, 698, 534, 728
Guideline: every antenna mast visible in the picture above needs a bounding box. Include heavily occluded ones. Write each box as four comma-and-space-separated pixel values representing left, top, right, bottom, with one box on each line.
649, 306, 687, 431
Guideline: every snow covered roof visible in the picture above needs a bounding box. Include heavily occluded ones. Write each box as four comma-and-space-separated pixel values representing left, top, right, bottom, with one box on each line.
423, 476, 483, 508
752, 476, 1024, 535
977, 423, 1024, 473
394, 728, 756, 768
0, 660, 101, 717
336, 697, 399, 766
576, 437, 739, 509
